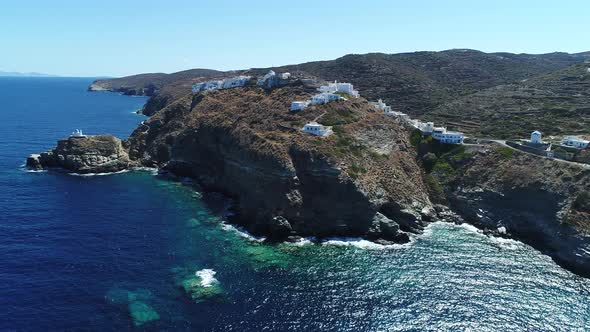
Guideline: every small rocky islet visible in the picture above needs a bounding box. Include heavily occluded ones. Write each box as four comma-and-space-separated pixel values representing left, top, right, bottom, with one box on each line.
30, 50, 590, 277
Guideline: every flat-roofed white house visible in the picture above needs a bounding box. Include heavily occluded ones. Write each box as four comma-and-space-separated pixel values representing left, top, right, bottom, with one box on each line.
419, 122, 435, 134
290, 101, 309, 111
192, 76, 251, 93
530, 130, 542, 144
310, 93, 343, 105
222, 75, 251, 89
562, 136, 590, 149
318, 81, 360, 98
192, 80, 224, 93
371, 99, 392, 114
432, 127, 465, 144
302, 122, 333, 137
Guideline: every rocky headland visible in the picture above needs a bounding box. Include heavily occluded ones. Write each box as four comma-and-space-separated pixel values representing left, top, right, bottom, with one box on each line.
28, 49, 590, 277
32, 80, 437, 244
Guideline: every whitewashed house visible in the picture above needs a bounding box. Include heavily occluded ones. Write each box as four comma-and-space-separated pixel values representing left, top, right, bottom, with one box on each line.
318, 81, 360, 98
281, 72, 291, 79
257, 70, 276, 86
371, 99, 392, 114
420, 122, 435, 134
530, 130, 542, 144
562, 136, 590, 149
290, 101, 309, 111
432, 127, 465, 144
302, 122, 333, 137
222, 76, 251, 89
310, 93, 343, 105
192, 76, 250, 93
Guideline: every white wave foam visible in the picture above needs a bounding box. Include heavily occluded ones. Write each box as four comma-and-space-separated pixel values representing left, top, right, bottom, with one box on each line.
195, 269, 218, 287
321, 237, 407, 250
490, 236, 522, 250
24, 169, 47, 173
69, 169, 130, 177
221, 223, 266, 242
454, 223, 483, 234
287, 237, 316, 246
131, 166, 159, 174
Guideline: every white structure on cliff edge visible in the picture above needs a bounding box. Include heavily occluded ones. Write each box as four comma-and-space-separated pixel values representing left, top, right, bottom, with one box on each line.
562, 136, 590, 149
290, 101, 310, 111
371, 99, 392, 114
318, 81, 360, 98
192, 76, 251, 93
71, 129, 86, 137
530, 130, 542, 144
432, 127, 464, 144
310, 92, 343, 105
302, 122, 333, 137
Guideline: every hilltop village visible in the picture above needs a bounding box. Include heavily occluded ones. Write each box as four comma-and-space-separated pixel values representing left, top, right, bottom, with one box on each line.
189, 70, 590, 167
188, 70, 590, 166
190, 71, 471, 146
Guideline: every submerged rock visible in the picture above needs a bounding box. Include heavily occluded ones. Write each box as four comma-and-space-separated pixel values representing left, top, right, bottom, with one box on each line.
105, 288, 159, 326
178, 269, 223, 303
128, 301, 160, 326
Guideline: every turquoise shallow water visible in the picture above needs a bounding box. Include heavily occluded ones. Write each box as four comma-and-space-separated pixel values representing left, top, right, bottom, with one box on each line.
1, 77, 589, 331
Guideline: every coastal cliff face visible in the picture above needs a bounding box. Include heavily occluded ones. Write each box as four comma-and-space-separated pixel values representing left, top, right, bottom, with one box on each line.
429, 146, 590, 276
27, 135, 134, 174
125, 84, 433, 242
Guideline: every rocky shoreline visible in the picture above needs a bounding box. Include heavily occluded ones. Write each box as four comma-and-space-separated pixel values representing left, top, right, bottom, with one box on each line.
27, 73, 590, 278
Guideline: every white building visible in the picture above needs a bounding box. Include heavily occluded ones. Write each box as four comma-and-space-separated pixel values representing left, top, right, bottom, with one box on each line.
310, 92, 343, 105
419, 122, 435, 134
432, 127, 465, 144
302, 122, 333, 137
562, 136, 590, 149
257, 70, 276, 86
371, 99, 392, 114
290, 101, 309, 111
318, 81, 360, 98
530, 130, 542, 144
222, 76, 251, 89
71, 129, 86, 137
281, 72, 291, 79
192, 76, 251, 93
192, 80, 223, 92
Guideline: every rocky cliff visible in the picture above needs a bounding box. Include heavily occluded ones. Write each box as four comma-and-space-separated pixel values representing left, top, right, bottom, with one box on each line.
27, 135, 134, 174
427, 144, 590, 276
32, 83, 434, 243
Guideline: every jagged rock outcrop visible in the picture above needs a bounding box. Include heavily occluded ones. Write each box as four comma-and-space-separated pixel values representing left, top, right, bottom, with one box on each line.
431, 145, 590, 276
27, 135, 134, 174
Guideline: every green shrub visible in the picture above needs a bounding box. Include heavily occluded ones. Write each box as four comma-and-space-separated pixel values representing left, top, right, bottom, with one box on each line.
320, 108, 358, 126
425, 174, 446, 202
497, 147, 514, 158
410, 130, 423, 146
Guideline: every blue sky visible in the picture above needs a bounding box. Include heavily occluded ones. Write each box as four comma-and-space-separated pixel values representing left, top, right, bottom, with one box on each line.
1, 0, 589, 77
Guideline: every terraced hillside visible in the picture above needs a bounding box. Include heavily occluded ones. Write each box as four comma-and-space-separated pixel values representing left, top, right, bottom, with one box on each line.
425, 62, 590, 138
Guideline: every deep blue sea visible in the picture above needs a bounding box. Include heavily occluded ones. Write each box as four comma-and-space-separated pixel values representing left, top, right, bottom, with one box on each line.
1, 77, 589, 331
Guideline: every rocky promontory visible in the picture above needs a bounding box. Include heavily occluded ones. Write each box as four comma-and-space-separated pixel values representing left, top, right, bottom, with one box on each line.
30, 82, 435, 244
27, 134, 134, 174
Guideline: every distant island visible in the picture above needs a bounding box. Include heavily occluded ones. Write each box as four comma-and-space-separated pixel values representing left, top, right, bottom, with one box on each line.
30, 49, 590, 278
0, 70, 58, 77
